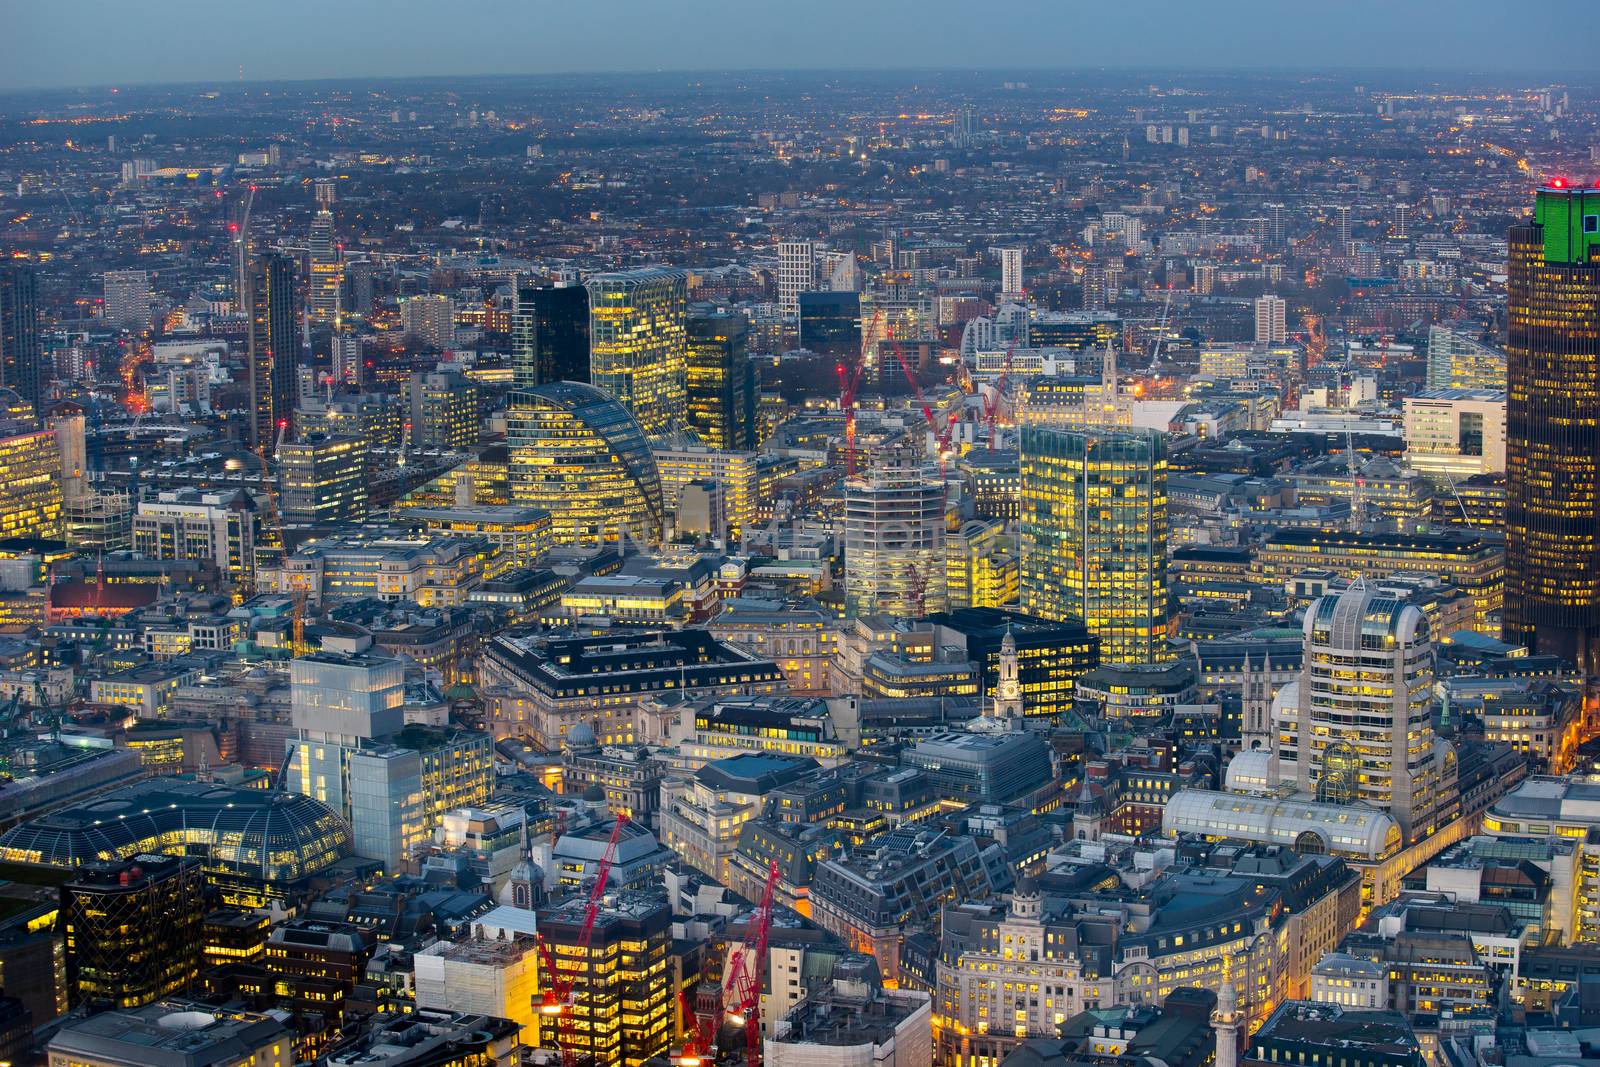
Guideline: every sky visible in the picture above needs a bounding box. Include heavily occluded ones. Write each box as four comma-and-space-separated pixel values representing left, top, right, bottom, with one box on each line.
2, 0, 1595, 92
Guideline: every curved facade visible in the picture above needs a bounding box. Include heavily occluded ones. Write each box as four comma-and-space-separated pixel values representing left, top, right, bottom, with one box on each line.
0, 779, 349, 906
507, 380, 664, 546
1163, 788, 1400, 861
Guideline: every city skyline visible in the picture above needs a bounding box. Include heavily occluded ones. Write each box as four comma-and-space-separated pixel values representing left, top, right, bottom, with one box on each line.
2, 0, 1591, 92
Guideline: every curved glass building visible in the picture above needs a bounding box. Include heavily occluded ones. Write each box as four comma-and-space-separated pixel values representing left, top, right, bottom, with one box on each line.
0, 779, 350, 907
507, 380, 664, 547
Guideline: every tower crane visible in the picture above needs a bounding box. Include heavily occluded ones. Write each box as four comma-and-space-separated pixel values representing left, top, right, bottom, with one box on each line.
980, 337, 1018, 450
722, 859, 781, 1067
536, 815, 631, 1067
886, 329, 956, 464
675, 987, 716, 1067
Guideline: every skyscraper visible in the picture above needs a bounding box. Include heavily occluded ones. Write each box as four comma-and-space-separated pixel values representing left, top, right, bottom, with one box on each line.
102, 269, 150, 332
1504, 183, 1600, 674
685, 311, 757, 450
0, 265, 41, 411
400, 294, 455, 350
843, 456, 948, 618
1278, 587, 1454, 846
407, 365, 480, 451
1019, 425, 1169, 665
307, 208, 343, 327
998, 246, 1024, 299
1254, 294, 1287, 343
584, 268, 687, 437
777, 239, 817, 315
511, 281, 589, 387
248, 253, 298, 450
798, 291, 861, 360
278, 434, 368, 526
507, 380, 664, 546
60, 855, 206, 1008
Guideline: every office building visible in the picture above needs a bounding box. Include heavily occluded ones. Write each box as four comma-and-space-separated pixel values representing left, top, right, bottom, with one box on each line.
536, 892, 672, 1067
686, 310, 758, 449
1255, 294, 1288, 343
585, 267, 688, 436
512, 281, 589, 387
778, 239, 818, 314
102, 269, 149, 331
1019, 425, 1169, 665
0, 265, 41, 411
999, 246, 1024, 298
0, 421, 64, 539
132, 489, 258, 584
1426, 325, 1507, 391
248, 253, 298, 450
408, 365, 480, 450
903, 729, 1054, 805
1277, 588, 1455, 846
330, 329, 362, 386
1254, 528, 1503, 635
1504, 184, 1600, 674
296, 389, 402, 451
659, 753, 820, 881
798, 290, 862, 360
324, 1011, 519, 1067
287, 653, 493, 870
262, 532, 492, 607
307, 207, 342, 326
60, 855, 206, 1008
400, 293, 456, 349
843, 458, 948, 618
278, 433, 368, 525
47, 1002, 294, 1067
507, 380, 664, 546
1402, 388, 1506, 480
811, 827, 1008, 981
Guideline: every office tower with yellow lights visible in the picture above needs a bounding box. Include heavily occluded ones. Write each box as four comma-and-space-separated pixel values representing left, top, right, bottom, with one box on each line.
507, 380, 663, 546
61, 855, 206, 1008
407, 365, 480, 451
1505, 183, 1600, 674
584, 268, 687, 437
278, 433, 368, 526
843, 456, 948, 618
1019, 425, 1169, 664
307, 207, 343, 327
249, 253, 299, 450
685, 310, 757, 450
0, 417, 64, 539
0, 265, 42, 412
536, 893, 672, 1067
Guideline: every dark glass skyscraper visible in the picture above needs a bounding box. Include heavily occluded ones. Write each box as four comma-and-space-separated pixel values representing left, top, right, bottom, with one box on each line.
0, 265, 42, 413
798, 290, 861, 360
249, 253, 299, 450
512, 282, 590, 387
1505, 184, 1600, 675
685, 310, 757, 450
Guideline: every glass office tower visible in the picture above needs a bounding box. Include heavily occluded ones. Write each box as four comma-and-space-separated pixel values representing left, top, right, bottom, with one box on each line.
584, 268, 687, 437
1019, 425, 1169, 665
1504, 184, 1600, 675
507, 380, 663, 546
512, 282, 590, 387
685, 310, 757, 450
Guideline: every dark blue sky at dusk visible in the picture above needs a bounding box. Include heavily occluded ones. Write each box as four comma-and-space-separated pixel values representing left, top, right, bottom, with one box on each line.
3, 0, 1594, 92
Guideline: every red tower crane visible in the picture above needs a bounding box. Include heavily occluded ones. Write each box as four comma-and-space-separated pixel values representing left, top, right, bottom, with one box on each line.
980, 337, 1018, 450
839, 309, 884, 476
722, 859, 781, 1067
886, 329, 957, 462
536, 814, 631, 1067
675, 987, 716, 1067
